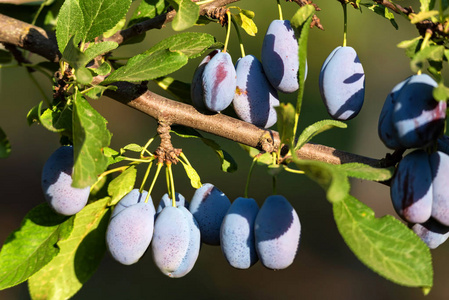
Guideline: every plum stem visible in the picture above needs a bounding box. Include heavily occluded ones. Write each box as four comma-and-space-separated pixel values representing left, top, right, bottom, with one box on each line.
223, 10, 232, 53
167, 163, 176, 207
231, 14, 245, 57
277, 0, 283, 21
244, 156, 258, 198
140, 135, 157, 158
140, 160, 153, 193
146, 162, 163, 203
342, 1, 348, 47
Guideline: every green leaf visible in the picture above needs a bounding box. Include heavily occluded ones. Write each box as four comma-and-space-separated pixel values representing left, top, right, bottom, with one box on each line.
335, 163, 394, 181
75, 67, 93, 85
420, 0, 436, 12
274, 103, 295, 148
433, 82, 449, 101
107, 166, 137, 206
334, 195, 433, 288
362, 3, 398, 29
154, 76, 191, 103
0, 126, 11, 158
128, 0, 166, 26
84, 85, 117, 100
0, 204, 73, 290
239, 144, 272, 165
411, 10, 439, 24
121, 143, 143, 153
103, 147, 125, 165
89, 62, 112, 76
83, 41, 119, 64
233, 12, 257, 36
72, 93, 112, 188
171, 0, 200, 31
145, 32, 216, 59
397, 37, 422, 59
411, 45, 445, 72
179, 160, 202, 189
292, 157, 349, 203
291, 5, 314, 118
0, 49, 13, 64
28, 198, 111, 300
296, 120, 347, 150
102, 18, 126, 38
102, 49, 188, 84
171, 125, 237, 172
79, 0, 132, 42
62, 36, 88, 69
56, 0, 84, 53
39, 106, 72, 133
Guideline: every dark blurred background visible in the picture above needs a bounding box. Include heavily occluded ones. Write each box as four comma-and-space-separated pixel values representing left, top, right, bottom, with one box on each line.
2, 0, 449, 299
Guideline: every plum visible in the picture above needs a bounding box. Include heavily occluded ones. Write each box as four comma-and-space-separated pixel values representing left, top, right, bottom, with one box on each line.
156, 192, 188, 216
412, 218, 449, 249
106, 189, 155, 265
152, 206, 200, 278
191, 49, 220, 112
189, 183, 231, 245
429, 151, 449, 226
41, 145, 90, 216
254, 195, 301, 270
220, 197, 259, 269
202, 51, 237, 112
390, 150, 433, 224
319, 46, 365, 121
261, 20, 300, 93
233, 55, 279, 128
378, 74, 446, 149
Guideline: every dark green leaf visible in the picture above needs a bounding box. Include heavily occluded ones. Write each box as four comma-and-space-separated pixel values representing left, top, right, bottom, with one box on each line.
84, 85, 116, 100
103, 147, 125, 165
39, 104, 73, 133
56, 0, 84, 53
28, 198, 111, 300
397, 37, 422, 59
362, 3, 398, 29
335, 163, 394, 181
79, 0, 132, 42
0, 204, 73, 290
84, 41, 119, 64
433, 82, 449, 101
108, 166, 137, 206
62, 36, 88, 69
75, 67, 93, 85
334, 195, 433, 288
0, 126, 11, 158
296, 120, 347, 150
411, 45, 445, 72
89, 62, 112, 76
102, 49, 188, 84
171, 125, 237, 172
274, 103, 295, 148
128, 0, 166, 26
171, 0, 199, 31
154, 76, 191, 103
145, 32, 216, 59
72, 93, 112, 188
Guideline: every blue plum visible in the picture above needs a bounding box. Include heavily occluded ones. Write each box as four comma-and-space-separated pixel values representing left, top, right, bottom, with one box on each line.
378, 74, 446, 149
254, 195, 301, 270
390, 150, 433, 224
220, 197, 259, 269
261, 20, 300, 93
437, 135, 449, 155
429, 151, 449, 226
189, 183, 231, 245
191, 49, 220, 112
319, 46, 365, 121
156, 192, 188, 216
41, 145, 90, 216
152, 206, 200, 278
412, 218, 449, 249
106, 189, 155, 265
202, 51, 237, 112
233, 55, 279, 128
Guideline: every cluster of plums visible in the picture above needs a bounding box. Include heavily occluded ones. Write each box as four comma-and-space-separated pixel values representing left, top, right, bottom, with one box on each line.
106, 183, 301, 277
377, 74, 449, 249
191, 19, 301, 128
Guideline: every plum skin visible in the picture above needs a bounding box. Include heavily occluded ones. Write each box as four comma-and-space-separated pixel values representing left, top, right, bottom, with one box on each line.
233, 55, 279, 128
254, 195, 301, 270
41, 145, 90, 216
191, 49, 220, 112
261, 19, 299, 93
156, 192, 188, 216
220, 197, 259, 269
319, 46, 365, 121
202, 51, 237, 112
106, 189, 155, 265
189, 183, 231, 245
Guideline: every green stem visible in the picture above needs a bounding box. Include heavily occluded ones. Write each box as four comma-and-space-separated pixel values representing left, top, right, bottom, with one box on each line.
141, 135, 157, 158
231, 15, 246, 57
195, 0, 215, 5
179, 152, 192, 167
31, 2, 46, 26
244, 156, 258, 198
284, 166, 305, 174
145, 162, 163, 203
223, 10, 232, 53
272, 175, 277, 195
119, 157, 154, 163
277, 0, 283, 21
168, 164, 176, 207
165, 165, 171, 199
342, 1, 348, 47
91, 166, 128, 192
139, 161, 153, 192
